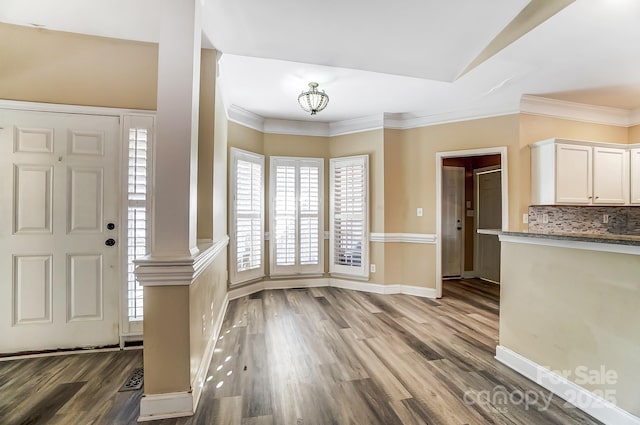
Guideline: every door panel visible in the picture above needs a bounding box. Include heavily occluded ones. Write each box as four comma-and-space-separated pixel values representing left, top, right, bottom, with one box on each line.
13, 255, 53, 325
14, 165, 53, 234
0, 109, 120, 353
476, 170, 501, 283
442, 166, 464, 277
555, 144, 592, 204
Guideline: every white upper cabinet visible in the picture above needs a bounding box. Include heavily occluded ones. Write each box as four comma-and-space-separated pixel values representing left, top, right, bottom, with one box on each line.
631, 148, 640, 204
531, 139, 632, 205
555, 143, 593, 204
592, 147, 629, 204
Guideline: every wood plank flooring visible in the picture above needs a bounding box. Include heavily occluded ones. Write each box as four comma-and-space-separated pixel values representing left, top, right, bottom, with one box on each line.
0, 279, 603, 425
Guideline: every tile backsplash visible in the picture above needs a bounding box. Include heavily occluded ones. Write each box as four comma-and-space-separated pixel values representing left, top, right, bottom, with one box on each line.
528, 205, 640, 235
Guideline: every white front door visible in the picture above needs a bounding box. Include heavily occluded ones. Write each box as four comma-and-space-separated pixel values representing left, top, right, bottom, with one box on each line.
441, 166, 464, 277
0, 109, 121, 353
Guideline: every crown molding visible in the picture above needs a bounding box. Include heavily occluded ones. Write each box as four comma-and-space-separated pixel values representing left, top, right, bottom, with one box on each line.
629, 107, 640, 127
329, 114, 384, 136
263, 118, 329, 137
227, 105, 265, 132
520, 94, 633, 127
227, 96, 639, 138
384, 105, 519, 130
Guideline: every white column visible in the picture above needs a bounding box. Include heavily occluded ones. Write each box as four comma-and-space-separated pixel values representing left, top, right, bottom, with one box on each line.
152, 0, 202, 257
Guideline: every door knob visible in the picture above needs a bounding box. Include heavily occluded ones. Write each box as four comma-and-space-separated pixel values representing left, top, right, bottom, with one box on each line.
105, 238, 116, 247
457, 227, 462, 230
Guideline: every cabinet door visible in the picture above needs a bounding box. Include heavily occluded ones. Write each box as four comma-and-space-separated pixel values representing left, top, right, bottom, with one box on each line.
631, 148, 640, 204
593, 147, 628, 204
555, 144, 592, 204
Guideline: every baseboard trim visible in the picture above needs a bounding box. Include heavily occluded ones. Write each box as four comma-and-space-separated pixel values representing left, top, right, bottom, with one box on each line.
495, 345, 640, 425
191, 293, 230, 410
138, 391, 194, 422
228, 278, 330, 300
228, 277, 437, 300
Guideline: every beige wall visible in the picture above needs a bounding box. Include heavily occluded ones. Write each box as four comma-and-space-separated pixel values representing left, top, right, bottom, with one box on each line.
228, 122, 264, 154
197, 49, 216, 240
189, 253, 228, 384
381, 116, 521, 289
0, 23, 157, 110
501, 241, 640, 416
213, 80, 229, 241
143, 286, 191, 394
629, 124, 640, 143
520, 114, 629, 145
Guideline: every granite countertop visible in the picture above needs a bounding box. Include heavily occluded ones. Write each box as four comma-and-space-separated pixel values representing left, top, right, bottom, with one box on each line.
500, 231, 640, 247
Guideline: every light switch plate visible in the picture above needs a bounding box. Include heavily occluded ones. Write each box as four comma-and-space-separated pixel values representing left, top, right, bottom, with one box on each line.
417, 208, 423, 217
523, 213, 528, 224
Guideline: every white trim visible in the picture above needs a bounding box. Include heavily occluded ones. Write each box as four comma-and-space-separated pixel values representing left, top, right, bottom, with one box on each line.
496, 346, 640, 425
229, 148, 265, 285
138, 392, 194, 422
0, 99, 155, 117
499, 233, 640, 256
520, 95, 633, 128
264, 118, 329, 137
227, 105, 264, 133
329, 155, 370, 279
0, 346, 124, 362
435, 147, 508, 298
630, 108, 640, 127
227, 277, 437, 300
383, 108, 519, 130
269, 156, 325, 276
135, 236, 229, 286
228, 278, 329, 300
329, 115, 384, 136
369, 233, 437, 244
476, 228, 501, 235
225, 96, 640, 139
191, 293, 229, 410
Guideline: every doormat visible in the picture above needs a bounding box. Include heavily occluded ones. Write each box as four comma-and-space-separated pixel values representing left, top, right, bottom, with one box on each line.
119, 368, 144, 391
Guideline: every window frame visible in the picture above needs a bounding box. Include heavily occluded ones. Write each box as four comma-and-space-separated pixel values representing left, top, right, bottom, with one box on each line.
329, 154, 369, 279
121, 114, 155, 337
229, 148, 265, 285
269, 156, 324, 277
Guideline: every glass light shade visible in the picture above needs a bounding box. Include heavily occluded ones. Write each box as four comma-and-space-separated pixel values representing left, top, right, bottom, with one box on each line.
298, 82, 329, 115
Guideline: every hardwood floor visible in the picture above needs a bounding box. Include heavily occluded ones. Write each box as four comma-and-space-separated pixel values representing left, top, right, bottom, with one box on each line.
0, 280, 602, 425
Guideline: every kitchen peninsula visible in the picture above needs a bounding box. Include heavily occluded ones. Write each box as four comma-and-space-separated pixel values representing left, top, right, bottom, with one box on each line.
496, 230, 640, 425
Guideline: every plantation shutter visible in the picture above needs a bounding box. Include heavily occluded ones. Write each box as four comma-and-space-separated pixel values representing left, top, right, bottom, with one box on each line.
270, 157, 323, 276
330, 155, 369, 278
123, 114, 154, 335
230, 148, 264, 284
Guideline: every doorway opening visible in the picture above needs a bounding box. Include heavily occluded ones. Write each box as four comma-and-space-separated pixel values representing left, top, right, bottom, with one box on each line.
435, 147, 508, 298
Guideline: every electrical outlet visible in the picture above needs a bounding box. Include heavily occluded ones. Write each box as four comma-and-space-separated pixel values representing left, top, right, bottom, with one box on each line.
603, 214, 609, 224
542, 214, 549, 224
370, 264, 376, 273
523, 213, 528, 224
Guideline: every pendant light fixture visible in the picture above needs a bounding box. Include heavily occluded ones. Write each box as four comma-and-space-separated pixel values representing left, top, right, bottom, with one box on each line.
297, 82, 329, 115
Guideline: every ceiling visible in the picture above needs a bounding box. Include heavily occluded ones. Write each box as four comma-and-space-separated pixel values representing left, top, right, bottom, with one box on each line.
2, 0, 640, 123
